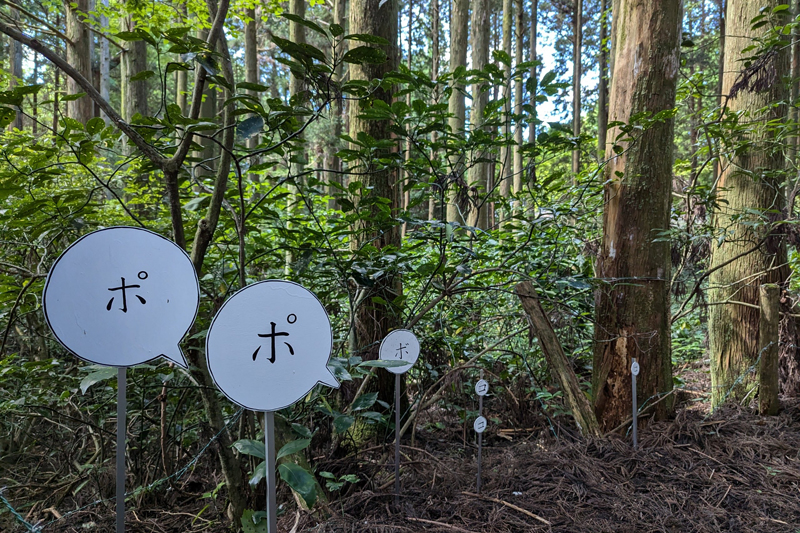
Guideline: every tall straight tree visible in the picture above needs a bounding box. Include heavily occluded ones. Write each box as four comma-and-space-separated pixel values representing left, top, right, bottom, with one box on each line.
469, 0, 490, 229
120, 15, 148, 122
285, 0, 306, 274
8, 6, 23, 130
428, 0, 440, 220
709, 0, 790, 406
349, 0, 399, 406
498, 0, 512, 203
327, 0, 347, 209
446, 0, 469, 224
571, 0, 582, 174
64, 0, 92, 122
597, 0, 609, 156
512, 0, 524, 197
592, 0, 682, 430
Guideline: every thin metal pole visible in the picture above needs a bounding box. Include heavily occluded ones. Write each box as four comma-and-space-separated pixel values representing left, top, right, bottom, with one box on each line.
116, 367, 126, 533
476, 392, 483, 494
265, 412, 277, 533
632, 358, 638, 450
394, 373, 401, 507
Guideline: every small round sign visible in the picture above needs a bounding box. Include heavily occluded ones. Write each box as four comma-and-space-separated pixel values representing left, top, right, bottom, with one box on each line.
475, 379, 489, 397
379, 329, 420, 374
631, 360, 640, 376
473, 416, 488, 434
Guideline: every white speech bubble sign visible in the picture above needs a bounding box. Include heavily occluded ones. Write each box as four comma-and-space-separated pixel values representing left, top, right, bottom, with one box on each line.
379, 329, 420, 375
43, 227, 198, 368
475, 379, 489, 397
206, 280, 339, 412
474, 415, 487, 434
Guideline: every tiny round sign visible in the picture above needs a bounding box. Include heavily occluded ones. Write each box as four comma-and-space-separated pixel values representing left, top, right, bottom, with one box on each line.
473, 416, 488, 434
631, 360, 640, 376
475, 379, 489, 397
379, 329, 420, 374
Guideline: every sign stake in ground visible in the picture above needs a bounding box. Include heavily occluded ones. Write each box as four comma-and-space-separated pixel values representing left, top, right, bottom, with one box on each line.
631, 358, 640, 450
379, 329, 420, 507
474, 374, 489, 494
116, 368, 126, 533
206, 280, 339, 532
42, 227, 200, 533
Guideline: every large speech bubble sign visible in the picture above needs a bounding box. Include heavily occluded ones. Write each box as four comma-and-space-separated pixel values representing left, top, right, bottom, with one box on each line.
206, 280, 339, 411
43, 227, 199, 368
379, 329, 420, 374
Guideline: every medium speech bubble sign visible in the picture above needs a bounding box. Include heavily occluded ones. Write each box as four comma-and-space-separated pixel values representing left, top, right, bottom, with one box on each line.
43, 227, 199, 368
206, 280, 339, 412
379, 329, 420, 375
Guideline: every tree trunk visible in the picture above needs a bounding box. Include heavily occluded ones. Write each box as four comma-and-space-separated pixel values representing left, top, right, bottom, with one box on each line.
709, 0, 790, 407
349, 0, 400, 408
597, 0, 608, 157
8, 6, 23, 131
244, 5, 260, 180
285, 0, 306, 275
468, 0, 490, 229
99, 0, 110, 119
528, 0, 537, 185
120, 15, 149, 123
758, 284, 780, 415
446, 0, 469, 224
592, 0, 681, 431
713, 0, 725, 185
571, 0, 582, 175
428, 0, 439, 220
327, 0, 347, 210
517, 282, 601, 437
64, 0, 93, 123
402, 0, 414, 237
512, 0, 524, 198
498, 0, 512, 205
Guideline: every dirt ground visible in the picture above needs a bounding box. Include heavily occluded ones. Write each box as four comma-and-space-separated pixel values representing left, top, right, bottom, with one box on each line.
3, 379, 799, 532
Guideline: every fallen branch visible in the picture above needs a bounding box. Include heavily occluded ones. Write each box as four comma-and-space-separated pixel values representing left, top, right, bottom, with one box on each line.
461, 491, 552, 526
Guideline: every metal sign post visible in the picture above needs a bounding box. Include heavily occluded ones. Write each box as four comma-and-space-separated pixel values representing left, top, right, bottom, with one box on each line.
116, 368, 126, 533
394, 373, 401, 507
265, 412, 277, 532
631, 358, 639, 450
474, 376, 488, 494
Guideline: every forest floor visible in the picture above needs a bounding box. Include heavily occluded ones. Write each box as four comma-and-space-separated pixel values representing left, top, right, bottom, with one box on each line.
3, 362, 800, 533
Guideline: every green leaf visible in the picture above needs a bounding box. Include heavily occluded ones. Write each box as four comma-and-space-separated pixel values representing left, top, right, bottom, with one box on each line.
357, 359, 407, 368
129, 70, 155, 82
278, 463, 317, 507
86, 117, 105, 135
276, 438, 311, 460
0, 107, 16, 129
350, 392, 378, 411
80, 367, 118, 394
343, 46, 387, 65
241, 509, 269, 533
332, 414, 355, 434
238, 82, 270, 92
233, 439, 266, 459
194, 54, 219, 75
249, 460, 266, 486
330, 24, 344, 37
281, 13, 327, 37
343, 34, 390, 46
61, 92, 87, 102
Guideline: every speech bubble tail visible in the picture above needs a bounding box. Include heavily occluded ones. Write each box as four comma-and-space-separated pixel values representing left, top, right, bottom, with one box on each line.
319, 366, 340, 389
162, 345, 189, 369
